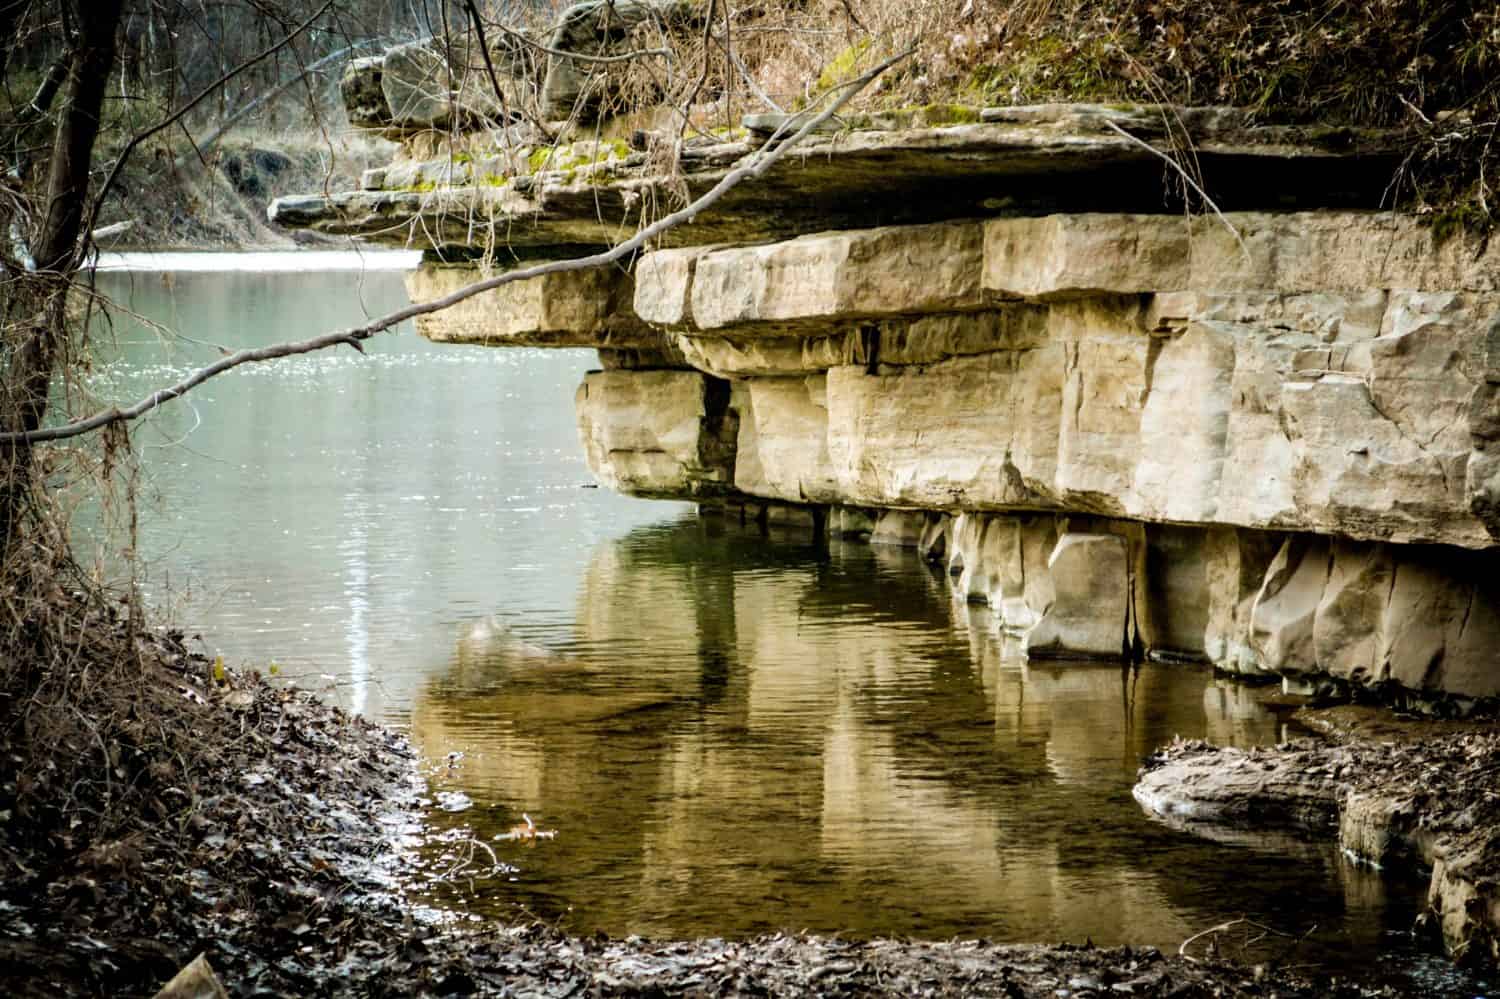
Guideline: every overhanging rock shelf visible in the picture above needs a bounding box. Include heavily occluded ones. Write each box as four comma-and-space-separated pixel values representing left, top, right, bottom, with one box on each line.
272, 80, 1500, 703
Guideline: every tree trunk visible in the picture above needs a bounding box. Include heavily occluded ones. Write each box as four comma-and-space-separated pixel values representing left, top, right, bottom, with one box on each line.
0, 0, 124, 555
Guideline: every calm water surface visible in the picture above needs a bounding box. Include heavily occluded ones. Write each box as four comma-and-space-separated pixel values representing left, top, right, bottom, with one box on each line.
86, 255, 1485, 995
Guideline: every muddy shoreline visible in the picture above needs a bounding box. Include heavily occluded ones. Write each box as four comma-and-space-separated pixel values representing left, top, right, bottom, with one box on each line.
0, 642, 1485, 997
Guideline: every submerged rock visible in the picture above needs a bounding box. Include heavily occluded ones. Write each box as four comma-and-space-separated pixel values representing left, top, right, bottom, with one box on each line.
1134, 723, 1500, 969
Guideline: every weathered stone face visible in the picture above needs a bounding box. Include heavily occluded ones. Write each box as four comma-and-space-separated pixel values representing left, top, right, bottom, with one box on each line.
340, 56, 389, 128
1027, 533, 1130, 659
983, 213, 1500, 297
687, 223, 986, 334
539, 0, 696, 120
575, 370, 736, 500
407, 263, 659, 348
379, 39, 516, 130
732, 377, 840, 504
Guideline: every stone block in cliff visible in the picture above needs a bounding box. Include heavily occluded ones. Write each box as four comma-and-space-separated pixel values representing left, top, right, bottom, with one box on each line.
1211, 323, 1310, 529
1133, 325, 1234, 522
685, 223, 985, 335
1248, 536, 1328, 673
406, 264, 659, 348
633, 247, 704, 328
576, 370, 736, 499
1136, 292, 1495, 547
1201, 528, 1283, 674
1052, 301, 1151, 510
984, 213, 1500, 300
1311, 540, 1396, 683
380, 39, 502, 130
341, 57, 389, 128
825, 344, 1065, 510
1280, 368, 1475, 546
1026, 533, 1129, 658
732, 377, 841, 504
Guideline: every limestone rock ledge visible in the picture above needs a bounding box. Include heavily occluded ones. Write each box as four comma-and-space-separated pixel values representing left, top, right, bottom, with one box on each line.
275, 73, 1500, 701
398, 208, 1500, 702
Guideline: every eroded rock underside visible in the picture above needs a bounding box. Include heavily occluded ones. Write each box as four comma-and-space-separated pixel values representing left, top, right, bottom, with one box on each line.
277, 44, 1500, 708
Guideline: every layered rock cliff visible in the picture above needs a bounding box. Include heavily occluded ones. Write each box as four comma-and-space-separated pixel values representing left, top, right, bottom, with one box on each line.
274, 40, 1500, 704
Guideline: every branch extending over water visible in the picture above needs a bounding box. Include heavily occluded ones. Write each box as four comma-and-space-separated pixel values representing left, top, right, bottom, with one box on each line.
6, 48, 912, 446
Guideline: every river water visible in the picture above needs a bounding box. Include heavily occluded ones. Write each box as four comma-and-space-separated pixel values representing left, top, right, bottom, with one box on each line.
85, 254, 1485, 994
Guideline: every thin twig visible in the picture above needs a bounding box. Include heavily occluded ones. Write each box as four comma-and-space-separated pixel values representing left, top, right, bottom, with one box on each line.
1178, 918, 1247, 964
4, 47, 914, 446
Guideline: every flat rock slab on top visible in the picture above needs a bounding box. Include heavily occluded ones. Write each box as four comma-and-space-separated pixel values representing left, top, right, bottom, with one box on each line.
268, 105, 1408, 253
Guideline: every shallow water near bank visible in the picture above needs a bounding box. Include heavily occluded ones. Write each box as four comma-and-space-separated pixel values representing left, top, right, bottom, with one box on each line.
84, 256, 1488, 996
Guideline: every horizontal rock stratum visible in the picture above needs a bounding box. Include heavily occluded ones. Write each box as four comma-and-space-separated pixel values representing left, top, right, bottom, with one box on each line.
274, 88, 1500, 703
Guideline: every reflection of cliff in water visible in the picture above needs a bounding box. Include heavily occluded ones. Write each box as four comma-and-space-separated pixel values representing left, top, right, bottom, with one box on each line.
410, 515, 1390, 954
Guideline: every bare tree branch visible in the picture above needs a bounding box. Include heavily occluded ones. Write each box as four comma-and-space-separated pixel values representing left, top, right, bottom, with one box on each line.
172, 41, 382, 172
488, 18, 674, 65
461, 0, 517, 120
80, 0, 337, 254
4, 47, 914, 446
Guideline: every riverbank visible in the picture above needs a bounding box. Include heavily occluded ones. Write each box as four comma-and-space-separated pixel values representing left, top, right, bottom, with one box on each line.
0, 624, 427, 996
0, 621, 1476, 996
